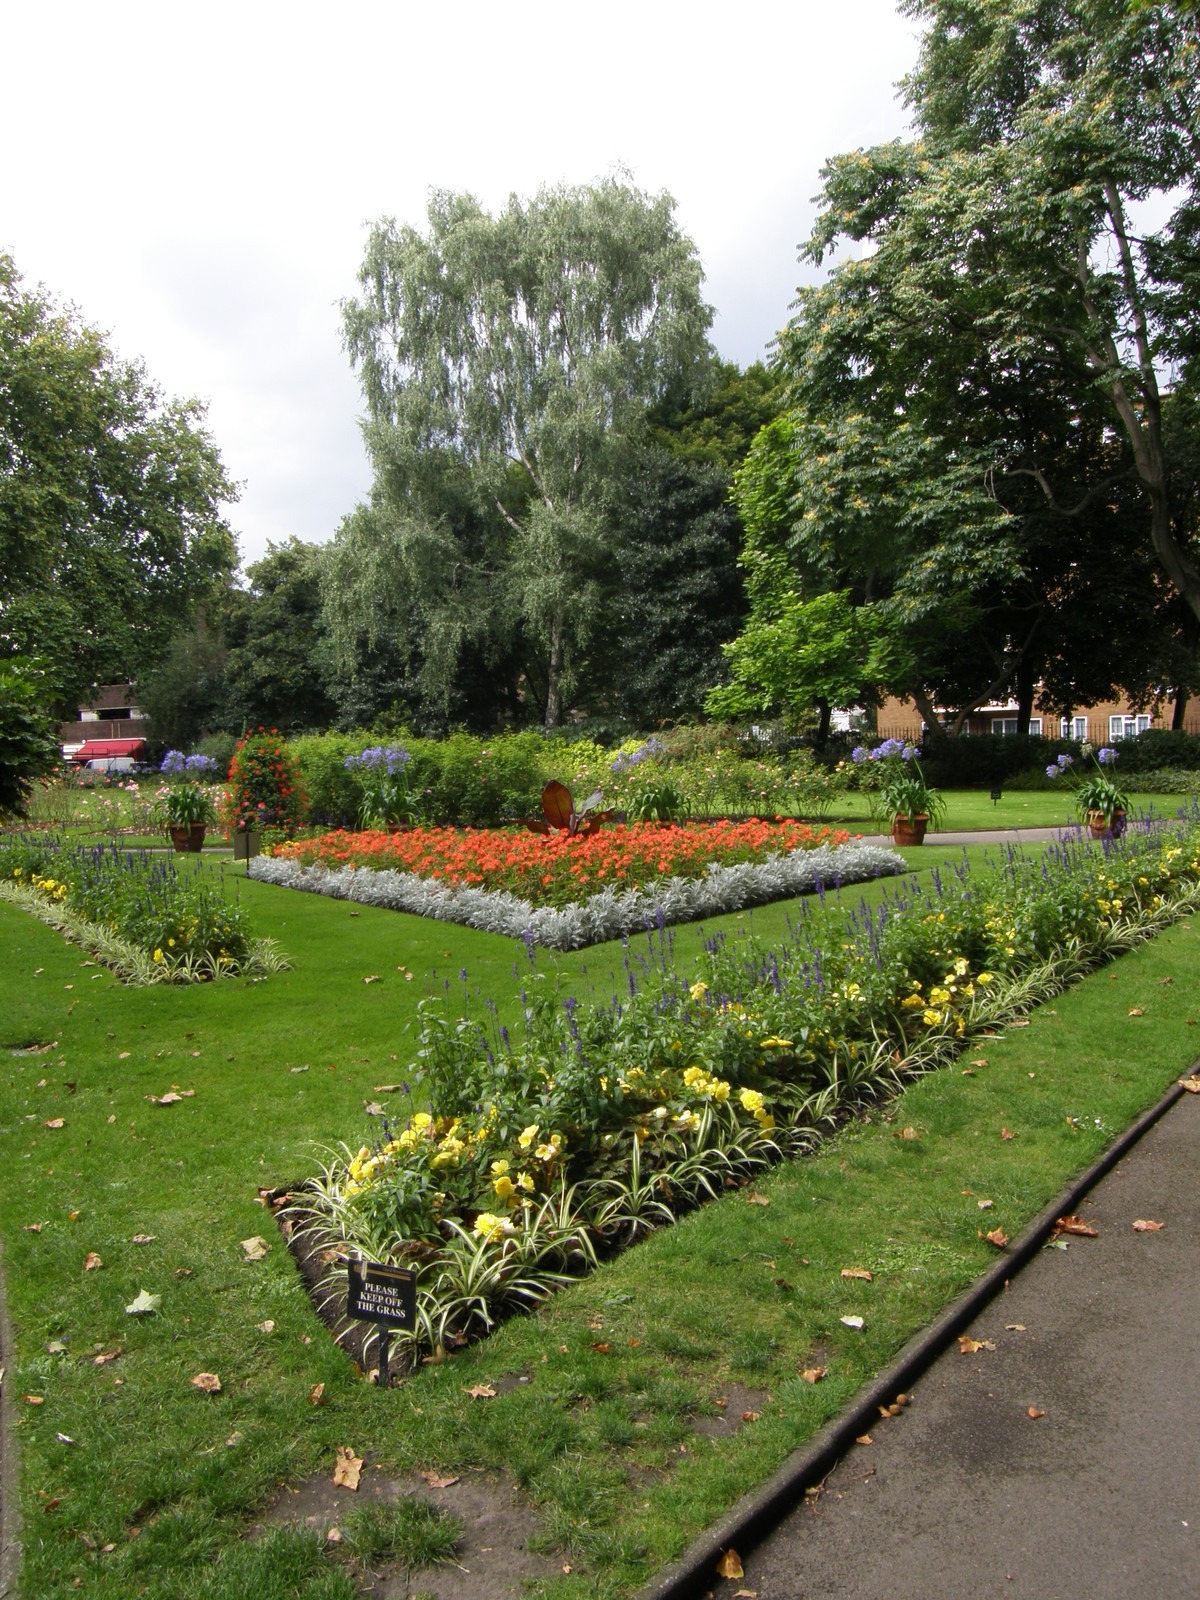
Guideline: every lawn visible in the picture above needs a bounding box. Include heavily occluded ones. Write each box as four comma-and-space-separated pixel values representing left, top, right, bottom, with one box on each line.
2, 841, 1198, 1598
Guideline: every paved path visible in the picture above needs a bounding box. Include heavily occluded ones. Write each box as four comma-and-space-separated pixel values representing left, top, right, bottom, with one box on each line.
737, 1089, 1200, 1600
856, 826, 1075, 849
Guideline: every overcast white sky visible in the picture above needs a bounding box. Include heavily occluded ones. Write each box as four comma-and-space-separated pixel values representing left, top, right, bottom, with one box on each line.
2, 1, 920, 568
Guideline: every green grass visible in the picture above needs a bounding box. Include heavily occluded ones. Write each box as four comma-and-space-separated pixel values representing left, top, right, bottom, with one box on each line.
827, 788, 1185, 831
2, 846, 1199, 1597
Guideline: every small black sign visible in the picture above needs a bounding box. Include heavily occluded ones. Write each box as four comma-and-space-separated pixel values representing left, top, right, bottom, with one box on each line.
347, 1258, 417, 1330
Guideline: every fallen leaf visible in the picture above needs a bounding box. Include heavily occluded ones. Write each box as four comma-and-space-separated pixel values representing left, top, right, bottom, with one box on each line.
43, 1498, 61, 1512
977, 1199, 994, 1210
590, 1342, 612, 1354
125, 1290, 160, 1315
841, 1267, 873, 1281
986, 1228, 1009, 1248
23, 1394, 45, 1405
741, 1409, 760, 1421
84, 1252, 102, 1271
93, 1349, 120, 1366
131, 1234, 155, 1244
1053, 1215, 1098, 1238
44, 1118, 65, 1129
117, 1051, 130, 1060
240, 1236, 270, 1261
801, 1367, 825, 1384
332, 1447, 363, 1489
1006, 1324, 1027, 1331
363, 975, 382, 985
1178, 1077, 1200, 1094
1008, 1018, 1030, 1028
47, 1340, 67, 1354
464, 1384, 497, 1399
191, 1372, 221, 1394
308, 1383, 326, 1406
1132, 1218, 1164, 1232
1027, 1406, 1045, 1420
856, 1433, 873, 1445
325, 1527, 342, 1543
224, 1431, 243, 1447
1128, 1007, 1144, 1017
840, 1315, 864, 1329
256, 1320, 276, 1333
363, 1101, 386, 1116
421, 1471, 460, 1489
56, 1432, 74, 1444
24, 1223, 42, 1233
746, 1193, 770, 1206
715, 1549, 744, 1580
174, 1267, 192, 1278
147, 1092, 182, 1106
289, 1065, 309, 1074
958, 1336, 996, 1354
970, 1058, 988, 1067
897, 1125, 919, 1140
1000, 1127, 1015, 1140
373, 1084, 404, 1093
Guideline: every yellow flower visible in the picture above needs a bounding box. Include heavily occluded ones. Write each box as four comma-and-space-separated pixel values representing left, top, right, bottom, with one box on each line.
516, 1170, 535, 1193
683, 1065, 705, 1087
518, 1123, 540, 1149
689, 980, 709, 1000
977, 972, 993, 985
928, 986, 951, 1004
923, 1008, 942, 1026
167, 937, 176, 947
901, 994, 925, 1010
472, 1211, 511, 1243
490, 1159, 510, 1177
739, 1088, 766, 1114
153, 948, 164, 962
493, 1175, 516, 1201
760, 1036, 794, 1050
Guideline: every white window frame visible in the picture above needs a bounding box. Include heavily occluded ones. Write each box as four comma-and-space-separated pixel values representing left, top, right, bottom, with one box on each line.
991, 717, 1041, 736
1109, 714, 1152, 739
1060, 715, 1088, 741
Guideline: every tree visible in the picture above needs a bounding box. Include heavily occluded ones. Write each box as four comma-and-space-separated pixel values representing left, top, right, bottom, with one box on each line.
222, 539, 337, 733
0, 657, 59, 817
803, 0, 1200, 643
0, 255, 237, 712
337, 177, 713, 732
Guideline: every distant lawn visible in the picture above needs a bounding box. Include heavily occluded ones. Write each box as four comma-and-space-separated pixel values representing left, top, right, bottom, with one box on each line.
2, 838, 1198, 1597
827, 788, 1186, 832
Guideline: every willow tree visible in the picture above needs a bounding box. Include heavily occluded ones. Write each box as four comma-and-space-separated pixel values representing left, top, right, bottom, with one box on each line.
338, 178, 712, 732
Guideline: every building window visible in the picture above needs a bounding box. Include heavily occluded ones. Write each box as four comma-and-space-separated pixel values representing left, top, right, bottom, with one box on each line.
991, 717, 1041, 736
1109, 714, 1152, 739
1060, 716, 1088, 741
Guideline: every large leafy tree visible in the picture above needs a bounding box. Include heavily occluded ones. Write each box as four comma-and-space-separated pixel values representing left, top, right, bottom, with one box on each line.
0, 255, 237, 712
730, 0, 1200, 735
221, 539, 337, 733
336, 178, 713, 732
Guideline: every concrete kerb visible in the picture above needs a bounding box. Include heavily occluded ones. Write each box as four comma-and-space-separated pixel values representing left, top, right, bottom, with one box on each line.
0, 1219, 21, 1599
636, 1062, 1200, 1600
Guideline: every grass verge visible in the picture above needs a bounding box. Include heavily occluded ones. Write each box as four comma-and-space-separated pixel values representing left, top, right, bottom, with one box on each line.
1, 848, 1197, 1597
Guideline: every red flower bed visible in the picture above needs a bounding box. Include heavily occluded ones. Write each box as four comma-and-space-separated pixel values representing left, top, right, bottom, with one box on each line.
271, 820, 853, 909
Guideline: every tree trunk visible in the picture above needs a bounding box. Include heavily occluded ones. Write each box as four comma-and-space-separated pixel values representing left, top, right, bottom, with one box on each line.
815, 698, 832, 749
543, 611, 564, 735
1172, 689, 1188, 731
1016, 651, 1035, 737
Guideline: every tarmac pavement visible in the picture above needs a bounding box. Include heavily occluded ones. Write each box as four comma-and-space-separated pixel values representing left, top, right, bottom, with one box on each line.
734, 1088, 1200, 1600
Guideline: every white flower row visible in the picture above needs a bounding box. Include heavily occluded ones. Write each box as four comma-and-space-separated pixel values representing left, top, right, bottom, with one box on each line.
248, 839, 905, 950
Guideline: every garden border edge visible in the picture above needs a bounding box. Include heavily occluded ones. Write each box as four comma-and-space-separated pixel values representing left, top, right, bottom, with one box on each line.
0, 1214, 21, 1599
634, 1059, 1200, 1600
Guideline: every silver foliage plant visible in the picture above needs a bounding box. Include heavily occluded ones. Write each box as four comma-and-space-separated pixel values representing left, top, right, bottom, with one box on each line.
249, 839, 904, 949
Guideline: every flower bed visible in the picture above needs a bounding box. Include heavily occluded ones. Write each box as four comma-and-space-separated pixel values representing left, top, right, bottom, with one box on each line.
293, 817, 1200, 1364
0, 836, 287, 984
251, 829, 902, 950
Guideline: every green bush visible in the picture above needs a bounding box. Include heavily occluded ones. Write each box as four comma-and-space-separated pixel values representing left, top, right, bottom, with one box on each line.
1110, 730, 1200, 772
0, 658, 60, 818
289, 731, 365, 825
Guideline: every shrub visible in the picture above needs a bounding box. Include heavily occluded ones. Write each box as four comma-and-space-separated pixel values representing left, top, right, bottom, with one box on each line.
0, 658, 60, 818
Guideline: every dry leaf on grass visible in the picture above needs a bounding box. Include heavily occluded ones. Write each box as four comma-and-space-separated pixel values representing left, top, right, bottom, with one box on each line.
420, 1471, 460, 1489
715, 1549, 744, 1580
840, 1315, 864, 1329
362, 1102, 386, 1116
124, 1290, 160, 1315
464, 1384, 497, 1399
1000, 1127, 1015, 1140
373, 1084, 404, 1094
1132, 1218, 1164, 1232
255, 1320, 275, 1333
841, 1267, 873, 1281
84, 1252, 102, 1271
191, 1372, 221, 1394
1027, 1406, 1045, 1420
746, 1193, 770, 1206
590, 1342, 612, 1354
977, 1199, 994, 1210
362, 975, 382, 985
331, 1447, 363, 1490
309, 1383, 326, 1406
241, 1237, 270, 1261
985, 1228, 1010, 1248
23, 1394, 45, 1405
801, 1366, 825, 1384
44, 1118, 64, 1129
896, 1126, 919, 1140
130, 1234, 155, 1244
24, 1223, 42, 1233
93, 1350, 120, 1366
1128, 1007, 1145, 1017
742, 1409, 760, 1422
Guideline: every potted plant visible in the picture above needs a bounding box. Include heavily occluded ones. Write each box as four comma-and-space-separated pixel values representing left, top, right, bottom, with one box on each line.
343, 745, 421, 830
854, 739, 946, 845
220, 730, 307, 855
1047, 747, 1128, 837
158, 750, 219, 851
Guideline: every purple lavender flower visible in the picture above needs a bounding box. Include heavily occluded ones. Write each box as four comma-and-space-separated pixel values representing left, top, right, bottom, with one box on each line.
1046, 764, 1061, 779
1097, 747, 1118, 766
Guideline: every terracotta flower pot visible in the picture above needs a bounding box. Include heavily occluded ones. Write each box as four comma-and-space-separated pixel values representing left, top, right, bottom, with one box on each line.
891, 813, 928, 847
1087, 809, 1127, 840
169, 823, 207, 853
